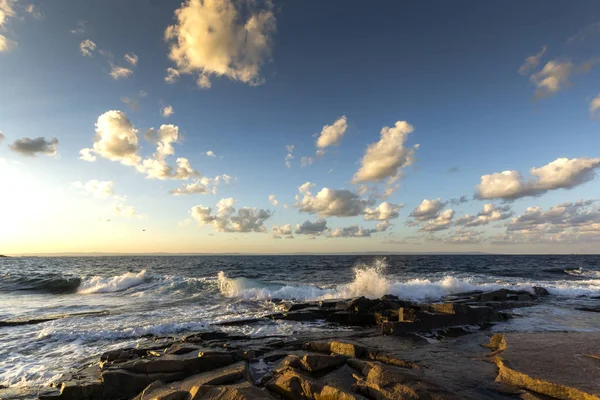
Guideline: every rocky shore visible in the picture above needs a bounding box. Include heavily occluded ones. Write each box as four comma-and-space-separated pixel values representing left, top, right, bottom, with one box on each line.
3, 287, 600, 400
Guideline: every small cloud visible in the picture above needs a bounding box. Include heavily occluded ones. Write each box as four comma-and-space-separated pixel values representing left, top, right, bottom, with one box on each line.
124, 52, 138, 66
300, 156, 313, 167
109, 64, 133, 80
165, 67, 180, 84
161, 105, 174, 118
518, 46, 547, 75
70, 20, 86, 35
590, 93, 600, 118
80, 39, 97, 56
10, 137, 58, 157
25, 4, 42, 19
206, 150, 216, 158
315, 116, 348, 149
268, 194, 278, 206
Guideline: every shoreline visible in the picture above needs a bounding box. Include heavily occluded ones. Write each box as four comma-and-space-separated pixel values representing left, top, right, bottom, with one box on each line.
2, 287, 599, 399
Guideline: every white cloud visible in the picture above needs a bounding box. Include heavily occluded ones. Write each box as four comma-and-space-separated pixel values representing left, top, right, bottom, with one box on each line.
165, 0, 276, 88
79, 148, 97, 162
475, 157, 600, 200
284, 145, 294, 168
0, 0, 16, 53
518, 46, 547, 75
109, 64, 133, 80
165, 67, 180, 84
315, 116, 347, 149
298, 181, 315, 194
161, 105, 174, 118
590, 94, 600, 118
72, 180, 115, 199
327, 225, 374, 238
272, 224, 293, 239
295, 219, 328, 235
124, 52, 138, 66
364, 201, 403, 221
169, 175, 231, 195
530, 59, 573, 98
444, 228, 485, 244
70, 20, 86, 35
296, 187, 371, 217
191, 198, 272, 233
25, 4, 42, 19
268, 194, 278, 206
420, 209, 455, 232
113, 203, 141, 219
410, 198, 446, 221
206, 150, 216, 158
9, 137, 58, 157
79, 39, 97, 57
300, 156, 313, 167
376, 220, 390, 232
352, 121, 416, 184
455, 204, 513, 227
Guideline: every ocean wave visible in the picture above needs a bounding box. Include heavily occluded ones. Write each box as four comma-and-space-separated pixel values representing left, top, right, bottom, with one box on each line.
0, 274, 81, 294
77, 270, 153, 294
564, 268, 600, 279
217, 259, 600, 302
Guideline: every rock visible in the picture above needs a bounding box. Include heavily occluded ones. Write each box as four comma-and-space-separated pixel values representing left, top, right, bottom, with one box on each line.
101, 369, 187, 400
267, 370, 359, 400
330, 342, 366, 358
345, 296, 374, 313
576, 306, 600, 313
379, 294, 400, 302
164, 343, 204, 355
55, 380, 103, 400
300, 354, 347, 372
532, 287, 550, 297
319, 299, 348, 309
279, 308, 329, 322
326, 311, 377, 326
133, 381, 188, 400
303, 341, 332, 353
184, 332, 229, 343
178, 361, 249, 397
273, 355, 302, 374
280, 302, 314, 312
367, 352, 418, 369
115, 351, 234, 375
193, 382, 277, 399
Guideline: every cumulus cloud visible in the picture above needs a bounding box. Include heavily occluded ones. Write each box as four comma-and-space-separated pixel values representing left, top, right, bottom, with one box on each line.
72, 180, 115, 198
124, 52, 138, 66
327, 225, 375, 238
169, 174, 231, 195
300, 156, 313, 167
206, 150, 216, 158
419, 209, 455, 232
475, 157, 600, 200
165, 67, 180, 84
444, 228, 485, 244
295, 187, 371, 217
272, 224, 293, 239
284, 145, 294, 168
590, 94, 600, 118
315, 116, 348, 149
79, 39, 96, 56
161, 105, 174, 118
0, 0, 16, 53
410, 198, 446, 221
298, 181, 315, 194
518, 46, 547, 75
10, 137, 58, 157
352, 121, 416, 184
268, 194, 278, 206
165, 0, 276, 88
295, 219, 328, 235
455, 204, 513, 227
530, 59, 574, 98
364, 201, 403, 221
191, 197, 272, 233
109, 64, 133, 80
81, 110, 201, 180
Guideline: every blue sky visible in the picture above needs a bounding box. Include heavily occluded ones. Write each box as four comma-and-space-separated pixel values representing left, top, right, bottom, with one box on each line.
1, 0, 600, 254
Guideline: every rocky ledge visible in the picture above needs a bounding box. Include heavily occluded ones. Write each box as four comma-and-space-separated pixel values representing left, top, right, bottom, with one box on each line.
15, 287, 600, 400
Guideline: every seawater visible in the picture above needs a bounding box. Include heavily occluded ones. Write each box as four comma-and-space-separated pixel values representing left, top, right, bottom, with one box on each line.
1, 255, 599, 389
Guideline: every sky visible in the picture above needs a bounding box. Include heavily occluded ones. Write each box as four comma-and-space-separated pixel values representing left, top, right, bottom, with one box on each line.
1, 0, 600, 255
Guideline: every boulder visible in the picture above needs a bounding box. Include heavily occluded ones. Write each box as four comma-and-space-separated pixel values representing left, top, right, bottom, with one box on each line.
302, 341, 332, 354
326, 311, 377, 326
115, 351, 234, 375
101, 369, 187, 400
532, 287, 550, 297
132, 381, 188, 400
267, 370, 359, 400
330, 342, 366, 358
345, 296, 375, 313
300, 354, 347, 372
193, 382, 277, 400
178, 361, 249, 398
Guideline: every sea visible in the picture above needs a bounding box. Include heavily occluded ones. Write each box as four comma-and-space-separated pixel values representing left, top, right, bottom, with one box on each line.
1, 255, 600, 391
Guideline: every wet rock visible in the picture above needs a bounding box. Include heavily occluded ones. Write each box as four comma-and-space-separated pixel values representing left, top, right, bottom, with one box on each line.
115, 351, 234, 375
193, 382, 277, 399
278, 308, 329, 321
299, 354, 347, 372
267, 370, 360, 400
326, 311, 377, 326
101, 370, 187, 400
367, 352, 418, 369
532, 287, 550, 297
280, 302, 314, 312
345, 296, 375, 313
178, 361, 249, 397
183, 331, 229, 343
319, 299, 348, 309
330, 341, 366, 358
132, 381, 188, 400
576, 306, 600, 313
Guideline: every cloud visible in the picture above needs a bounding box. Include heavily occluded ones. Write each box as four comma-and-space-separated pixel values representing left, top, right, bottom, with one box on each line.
81, 110, 200, 180
419, 209, 455, 232
191, 198, 272, 233
410, 198, 446, 221
205, 150, 216, 158
364, 201, 403, 221
109, 64, 133, 80
444, 228, 485, 244
268, 194, 278, 206
165, 67, 180, 84
298, 181, 314, 194
530, 59, 573, 98
120, 96, 141, 112
10, 137, 58, 157
72, 180, 115, 198
124, 52, 138, 66
0, 131, 4, 141
455, 204, 513, 227
0, 0, 17, 53
165, 0, 276, 88
161, 105, 174, 118
70, 20, 86, 35
296, 187, 371, 217
590, 94, 600, 118
475, 157, 600, 200
300, 156, 313, 167
295, 219, 328, 235
315, 116, 348, 149
79, 39, 97, 56
284, 145, 294, 168
450, 195, 469, 205
352, 121, 416, 184
518, 46, 547, 75
113, 203, 141, 219
272, 224, 293, 239
169, 175, 231, 195
25, 4, 42, 19
327, 225, 375, 238
567, 21, 600, 44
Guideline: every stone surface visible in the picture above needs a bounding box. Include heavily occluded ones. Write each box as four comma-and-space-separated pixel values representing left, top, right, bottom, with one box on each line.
193, 382, 277, 399
300, 354, 347, 372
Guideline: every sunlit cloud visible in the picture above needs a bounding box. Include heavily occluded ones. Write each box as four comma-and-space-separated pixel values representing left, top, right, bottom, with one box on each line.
9, 137, 58, 157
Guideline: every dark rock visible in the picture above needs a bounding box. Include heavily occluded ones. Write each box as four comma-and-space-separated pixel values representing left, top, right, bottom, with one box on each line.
326, 311, 377, 326
194, 382, 277, 399
132, 381, 188, 400
101, 369, 187, 400
183, 331, 229, 343
576, 306, 600, 313
532, 287, 550, 297
299, 354, 346, 372
302, 341, 332, 353
280, 302, 314, 312
113, 351, 234, 375
319, 299, 348, 309
380, 294, 400, 301
345, 296, 375, 313
178, 361, 249, 396
278, 308, 329, 322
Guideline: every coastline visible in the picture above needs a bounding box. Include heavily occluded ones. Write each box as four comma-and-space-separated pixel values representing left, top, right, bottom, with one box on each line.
3, 287, 599, 400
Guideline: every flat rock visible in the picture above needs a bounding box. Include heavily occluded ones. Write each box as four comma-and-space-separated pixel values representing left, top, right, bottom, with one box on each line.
299, 354, 346, 372
492, 332, 600, 399
194, 382, 277, 399
178, 361, 249, 396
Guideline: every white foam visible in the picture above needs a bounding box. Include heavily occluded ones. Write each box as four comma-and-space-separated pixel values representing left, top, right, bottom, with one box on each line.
564, 268, 600, 279
78, 270, 151, 294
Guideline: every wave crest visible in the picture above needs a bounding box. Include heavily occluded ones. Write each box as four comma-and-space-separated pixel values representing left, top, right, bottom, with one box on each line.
78, 270, 151, 294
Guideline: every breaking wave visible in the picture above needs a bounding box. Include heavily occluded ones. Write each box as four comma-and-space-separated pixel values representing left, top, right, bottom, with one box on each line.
77, 270, 152, 294
0, 274, 81, 294
564, 268, 600, 279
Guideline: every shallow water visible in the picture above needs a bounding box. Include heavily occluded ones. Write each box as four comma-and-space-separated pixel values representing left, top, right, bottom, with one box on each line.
1, 254, 599, 388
